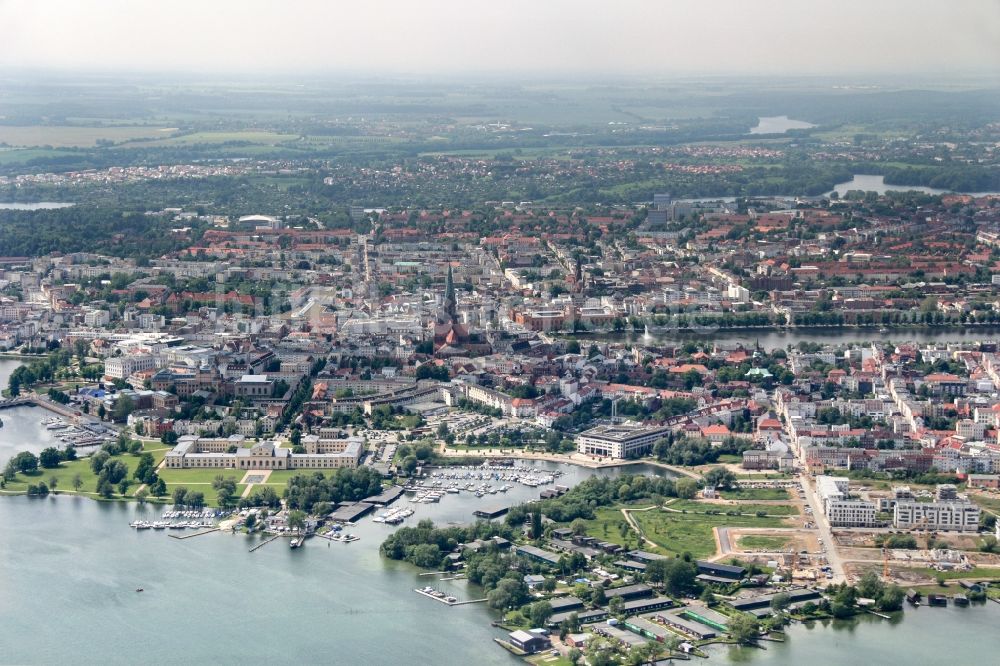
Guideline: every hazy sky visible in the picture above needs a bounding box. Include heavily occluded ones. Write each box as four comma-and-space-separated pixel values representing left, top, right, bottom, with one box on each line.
1, 0, 998, 77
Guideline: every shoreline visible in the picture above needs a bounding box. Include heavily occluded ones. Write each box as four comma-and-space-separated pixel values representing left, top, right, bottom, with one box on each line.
436, 447, 702, 478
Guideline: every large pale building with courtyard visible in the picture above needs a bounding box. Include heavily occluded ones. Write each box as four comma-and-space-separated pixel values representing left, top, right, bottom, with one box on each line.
163, 434, 363, 470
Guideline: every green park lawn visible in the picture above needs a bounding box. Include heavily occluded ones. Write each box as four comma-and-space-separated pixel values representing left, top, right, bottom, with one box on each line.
156, 468, 244, 485
632, 508, 787, 559
719, 487, 790, 501
583, 506, 648, 551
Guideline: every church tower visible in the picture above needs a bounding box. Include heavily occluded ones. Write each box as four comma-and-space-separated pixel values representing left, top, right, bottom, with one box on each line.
443, 264, 457, 322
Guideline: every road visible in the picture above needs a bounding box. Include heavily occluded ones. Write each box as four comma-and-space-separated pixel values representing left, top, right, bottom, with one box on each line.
800, 474, 847, 584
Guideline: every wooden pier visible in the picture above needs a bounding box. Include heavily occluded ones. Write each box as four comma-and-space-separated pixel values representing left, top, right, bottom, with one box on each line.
168, 528, 219, 540
249, 534, 281, 552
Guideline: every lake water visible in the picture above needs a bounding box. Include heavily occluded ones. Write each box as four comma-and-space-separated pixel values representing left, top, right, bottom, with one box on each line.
0, 359, 63, 464
749, 116, 816, 135
829, 174, 1000, 198
2, 360, 999, 664
0, 202, 75, 210
581, 325, 1000, 352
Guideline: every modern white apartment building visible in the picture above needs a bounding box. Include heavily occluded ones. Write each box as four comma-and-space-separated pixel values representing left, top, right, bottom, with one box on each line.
576, 423, 672, 459
816, 475, 879, 528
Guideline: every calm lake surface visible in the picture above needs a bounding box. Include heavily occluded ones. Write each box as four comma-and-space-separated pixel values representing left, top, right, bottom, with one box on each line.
2, 359, 999, 664
830, 174, 1000, 198
749, 116, 815, 134
581, 325, 1000, 352
0, 202, 75, 210
0, 359, 63, 463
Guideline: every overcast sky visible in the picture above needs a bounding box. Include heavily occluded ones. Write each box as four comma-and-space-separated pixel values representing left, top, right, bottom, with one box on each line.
1, 0, 998, 77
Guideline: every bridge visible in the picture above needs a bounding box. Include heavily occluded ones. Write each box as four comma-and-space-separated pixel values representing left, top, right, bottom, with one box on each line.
0, 397, 33, 410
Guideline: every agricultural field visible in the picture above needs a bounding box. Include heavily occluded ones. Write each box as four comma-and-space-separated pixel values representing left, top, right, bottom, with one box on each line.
0, 147, 77, 165
132, 130, 299, 147
0, 125, 175, 148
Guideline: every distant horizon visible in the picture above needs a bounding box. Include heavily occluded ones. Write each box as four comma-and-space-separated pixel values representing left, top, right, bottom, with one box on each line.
1, 0, 997, 78
2, 67, 999, 87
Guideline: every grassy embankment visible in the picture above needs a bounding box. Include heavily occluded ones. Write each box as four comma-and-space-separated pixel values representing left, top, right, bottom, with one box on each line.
1, 441, 169, 500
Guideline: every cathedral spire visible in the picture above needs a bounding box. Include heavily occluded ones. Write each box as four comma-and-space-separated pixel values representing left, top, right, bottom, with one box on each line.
443, 264, 457, 320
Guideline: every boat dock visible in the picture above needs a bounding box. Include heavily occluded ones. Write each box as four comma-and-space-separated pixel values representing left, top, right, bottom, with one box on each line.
316, 532, 360, 543
413, 587, 487, 606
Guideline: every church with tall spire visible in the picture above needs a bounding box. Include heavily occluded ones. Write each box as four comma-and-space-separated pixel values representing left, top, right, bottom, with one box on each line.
443, 264, 457, 322
433, 263, 473, 355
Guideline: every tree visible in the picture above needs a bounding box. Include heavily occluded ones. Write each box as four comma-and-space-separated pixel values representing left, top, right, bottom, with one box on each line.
531, 508, 543, 540
111, 395, 136, 423
608, 595, 624, 617
529, 600, 553, 628
487, 577, 527, 610
675, 478, 698, 499
401, 456, 418, 475
39, 447, 63, 469
64, 445, 77, 461
118, 478, 131, 496
96, 479, 114, 499
90, 450, 110, 474
150, 476, 167, 497
11, 451, 39, 474
135, 487, 149, 503
878, 584, 905, 612
172, 487, 188, 506
857, 570, 884, 601
72, 473, 84, 493
727, 611, 760, 644
703, 467, 737, 490
133, 453, 156, 483
99, 460, 128, 486
646, 557, 698, 596
770, 592, 791, 612
48, 476, 58, 493
287, 509, 307, 532
570, 518, 589, 536
185, 491, 205, 508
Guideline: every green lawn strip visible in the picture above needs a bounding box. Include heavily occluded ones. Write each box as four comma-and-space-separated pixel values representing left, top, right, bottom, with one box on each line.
157, 468, 244, 485
738, 535, 793, 550
669, 499, 798, 516
633, 508, 786, 559
720, 487, 789, 501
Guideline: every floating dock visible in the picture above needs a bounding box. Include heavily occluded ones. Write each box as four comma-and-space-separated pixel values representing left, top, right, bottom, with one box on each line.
413, 588, 487, 606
